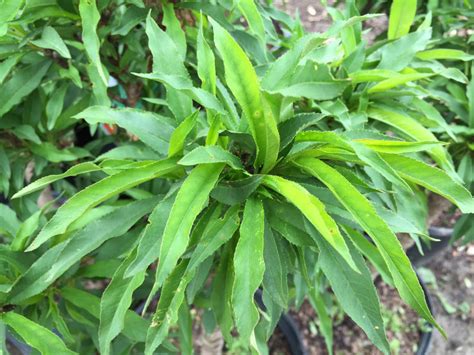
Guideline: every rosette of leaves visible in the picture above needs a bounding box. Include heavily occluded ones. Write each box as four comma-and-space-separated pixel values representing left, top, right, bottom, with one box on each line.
1, 3, 474, 355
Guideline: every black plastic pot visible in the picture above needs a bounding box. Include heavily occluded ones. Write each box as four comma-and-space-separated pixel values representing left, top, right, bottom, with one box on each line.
407, 227, 453, 267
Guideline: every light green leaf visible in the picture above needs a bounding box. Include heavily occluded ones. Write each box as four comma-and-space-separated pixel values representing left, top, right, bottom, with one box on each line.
145, 262, 190, 355
382, 154, 474, 213
99, 253, 145, 355
187, 205, 240, 272
46, 83, 68, 130
197, 19, 216, 94
125, 192, 177, 278
75, 106, 175, 154
377, 29, 431, 71
294, 157, 444, 335
262, 222, 288, 308
296, 131, 413, 192
212, 19, 279, 173
388, 0, 417, 39
27, 158, 179, 251
179, 146, 244, 170
79, 0, 107, 84
153, 163, 224, 291
13, 162, 101, 199
306, 224, 390, 354
8, 197, 159, 303
0, 55, 21, 84
238, 0, 266, 46
61, 287, 160, 345
232, 197, 265, 345
168, 111, 199, 157
368, 105, 456, 177
0, 204, 20, 238
31, 26, 71, 58
11, 125, 41, 144
354, 139, 443, 153
368, 73, 433, 93
162, 3, 186, 60
0, 60, 51, 118
343, 226, 393, 285
263, 175, 357, 270
11, 210, 42, 251
416, 49, 474, 62
134, 72, 225, 113
271, 81, 349, 100
1, 312, 76, 355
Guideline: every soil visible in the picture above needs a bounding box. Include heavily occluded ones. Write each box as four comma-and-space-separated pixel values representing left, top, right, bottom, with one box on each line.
425, 244, 474, 355
269, 326, 292, 355
289, 279, 425, 355
275, 0, 388, 43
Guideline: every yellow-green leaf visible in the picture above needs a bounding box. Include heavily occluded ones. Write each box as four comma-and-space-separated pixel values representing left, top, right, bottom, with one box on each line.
212, 19, 279, 173
388, 0, 417, 40
262, 175, 357, 270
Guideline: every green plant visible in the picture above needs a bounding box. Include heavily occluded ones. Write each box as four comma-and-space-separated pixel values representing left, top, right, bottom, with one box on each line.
356, 0, 474, 244
1, 1, 474, 355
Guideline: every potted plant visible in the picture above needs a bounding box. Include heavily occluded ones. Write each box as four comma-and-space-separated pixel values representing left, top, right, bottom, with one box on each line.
1, 1, 474, 354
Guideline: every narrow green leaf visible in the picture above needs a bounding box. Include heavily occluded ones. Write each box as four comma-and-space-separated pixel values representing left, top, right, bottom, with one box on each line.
343, 226, 393, 285
168, 111, 198, 157
75, 106, 175, 155
1, 312, 76, 355
368, 105, 456, 177
27, 158, 179, 251
0, 55, 21, 84
263, 175, 357, 270
61, 287, 161, 345
294, 157, 444, 335
368, 73, 433, 93
145, 262, 190, 355
232, 197, 265, 345
162, 3, 186, 60
416, 49, 474, 62
46, 83, 68, 130
197, 19, 216, 94
388, 0, 417, 39
125, 192, 177, 278
13, 162, 101, 199
378, 29, 431, 71
79, 0, 107, 84
99, 253, 145, 355
212, 243, 235, 343
187, 205, 240, 271
296, 131, 413, 192
179, 146, 244, 170
0, 60, 51, 118
279, 113, 324, 150
0, 204, 20, 238
9, 198, 158, 303
31, 26, 71, 58
262, 222, 288, 308
238, 0, 266, 46
212, 19, 280, 173
153, 163, 224, 290
271, 81, 349, 100
211, 175, 263, 206
135, 72, 225, 113
306, 224, 390, 354
354, 139, 442, 153
382, 154, 474, 213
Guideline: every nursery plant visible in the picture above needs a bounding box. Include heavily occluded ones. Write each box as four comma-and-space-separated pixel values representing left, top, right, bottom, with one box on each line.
1, 1, 474, 355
